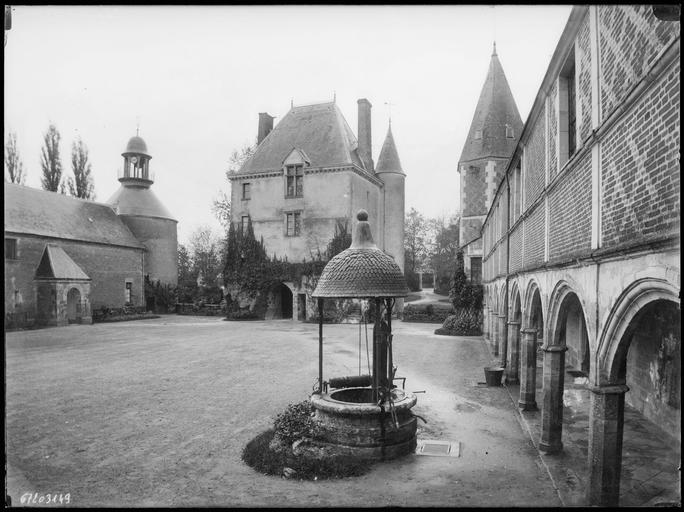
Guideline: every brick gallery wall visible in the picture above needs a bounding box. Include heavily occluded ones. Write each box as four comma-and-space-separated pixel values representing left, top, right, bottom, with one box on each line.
548, 151, 592, 259
523, 205, 545, 270
598, 5, 680, 119
600, 57, 680, 248
483, 5, 680, 282
524, 109, 546, 208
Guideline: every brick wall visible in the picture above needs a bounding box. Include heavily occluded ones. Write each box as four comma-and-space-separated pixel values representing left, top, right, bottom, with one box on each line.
599, 5, 680, 119
509, 225, 523, 273
523, 204, 545, 269
462, 163, 487, 216
4, 234, 144, 315
600, 58, 680, 248
548, 152, 592, 259
524, 109, 547, 208
576, 14, 593, 146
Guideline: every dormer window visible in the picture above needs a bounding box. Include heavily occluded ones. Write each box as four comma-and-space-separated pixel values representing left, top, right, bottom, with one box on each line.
505, 125, 514, 139
474, 130, 483, 140
285, 164, 303, 198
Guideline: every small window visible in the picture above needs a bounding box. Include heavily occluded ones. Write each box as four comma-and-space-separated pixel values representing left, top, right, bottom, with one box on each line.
241, 215, 250, 234
241, 182, 251, 200
474, 130, 482, 140
5, 238, 17, 260
125, 281, 132, 304
285, 165, 303, 198
286, 212, 301, 237
506, 125, 514, 139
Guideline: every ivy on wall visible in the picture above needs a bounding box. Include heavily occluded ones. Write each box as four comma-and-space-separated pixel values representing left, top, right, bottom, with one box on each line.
223, 217, 351, 320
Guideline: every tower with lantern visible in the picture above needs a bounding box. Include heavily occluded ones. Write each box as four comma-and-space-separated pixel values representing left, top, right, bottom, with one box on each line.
108, 133, 178, 291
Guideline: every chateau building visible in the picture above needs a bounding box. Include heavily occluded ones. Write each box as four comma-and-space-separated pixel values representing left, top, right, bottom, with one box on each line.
479, 6, 679, 506
458, 43, 522, 283
228, 99, 405, 320
4, 134, 178, 327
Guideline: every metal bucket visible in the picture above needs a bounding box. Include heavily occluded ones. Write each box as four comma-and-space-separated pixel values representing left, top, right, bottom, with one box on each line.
484, 367, 504, 386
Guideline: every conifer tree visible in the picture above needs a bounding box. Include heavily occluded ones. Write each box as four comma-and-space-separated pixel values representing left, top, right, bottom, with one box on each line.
67, 137, 95, 199
40, 124, 63, 192
4, 131, 26, 184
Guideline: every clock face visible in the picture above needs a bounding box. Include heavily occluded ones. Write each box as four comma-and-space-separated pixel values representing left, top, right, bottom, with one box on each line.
131, 156, 138, 164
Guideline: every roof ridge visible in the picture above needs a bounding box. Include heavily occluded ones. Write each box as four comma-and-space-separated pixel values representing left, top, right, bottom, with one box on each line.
4, 182, 114, 209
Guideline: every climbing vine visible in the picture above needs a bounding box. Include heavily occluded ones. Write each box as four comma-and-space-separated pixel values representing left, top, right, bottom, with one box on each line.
223, 217, 351, 319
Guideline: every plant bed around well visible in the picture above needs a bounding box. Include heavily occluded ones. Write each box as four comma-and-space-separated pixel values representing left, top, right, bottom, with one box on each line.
241, 429, 374, 480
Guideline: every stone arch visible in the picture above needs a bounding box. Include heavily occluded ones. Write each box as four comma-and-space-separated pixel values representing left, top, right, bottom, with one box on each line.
546, 279, 590, 348
598, 277, 680, 385
509, 280, 522, 320
265, 282, 294, 320
499, 285, 507, 316
66, 287, 81, 323
522, 278, 544, 330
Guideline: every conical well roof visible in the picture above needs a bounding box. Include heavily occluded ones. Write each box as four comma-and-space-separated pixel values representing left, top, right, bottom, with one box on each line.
312, 210, 409, 298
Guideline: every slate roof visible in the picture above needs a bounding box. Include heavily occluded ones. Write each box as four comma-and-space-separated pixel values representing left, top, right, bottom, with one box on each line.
313, 210, 408, 298
375, 124, 404, 174
459, 46, 523, 164
4, 183, 144, 248
235, 102, 366, 175
35, 245, 90, 280
107, 185, 176, 221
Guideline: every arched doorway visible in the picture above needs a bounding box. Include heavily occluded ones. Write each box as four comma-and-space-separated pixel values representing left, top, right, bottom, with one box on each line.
67, 287, 81, 323
280, 284, 293, 319
266, 283, 293, 320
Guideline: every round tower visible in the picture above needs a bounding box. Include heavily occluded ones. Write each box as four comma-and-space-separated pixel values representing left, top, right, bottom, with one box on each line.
375, 123, 405, 274
108, 134, 178, 286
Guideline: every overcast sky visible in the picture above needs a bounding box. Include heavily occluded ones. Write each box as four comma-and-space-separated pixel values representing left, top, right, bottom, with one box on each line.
4, 5, 572, 244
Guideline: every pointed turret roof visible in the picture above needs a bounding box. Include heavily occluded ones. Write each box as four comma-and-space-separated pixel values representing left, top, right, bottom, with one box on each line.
375, 124, 404, 175
459, 44, 522, 164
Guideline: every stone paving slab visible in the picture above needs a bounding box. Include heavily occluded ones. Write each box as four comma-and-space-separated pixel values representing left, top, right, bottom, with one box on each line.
6, 316, 562, 507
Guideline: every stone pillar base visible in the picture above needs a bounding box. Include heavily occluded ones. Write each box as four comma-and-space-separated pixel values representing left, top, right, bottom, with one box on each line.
518, 399, 537, 411
539, 440, 563, 454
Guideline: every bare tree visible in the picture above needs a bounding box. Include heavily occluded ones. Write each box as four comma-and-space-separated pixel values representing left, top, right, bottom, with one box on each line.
4, 131, 25, 184
189, 225, 223, 287
40, 123, 63, 192
67, 137, 96, 199
212, 141, 256, 231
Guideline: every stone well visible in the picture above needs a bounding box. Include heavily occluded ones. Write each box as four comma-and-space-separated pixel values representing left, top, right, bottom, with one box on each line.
309, 209, 417, 461
310, 387, 418, 460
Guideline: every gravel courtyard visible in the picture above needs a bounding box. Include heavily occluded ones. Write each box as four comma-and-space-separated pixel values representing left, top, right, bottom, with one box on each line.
6, 316, 562, 507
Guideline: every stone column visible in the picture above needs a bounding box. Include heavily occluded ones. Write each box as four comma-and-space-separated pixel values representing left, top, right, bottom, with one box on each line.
539, 344, 568, 454
505, 320, 521, 384
483, 308, 489, 342
518, 328, 538, 410
495, 314, 505, 357
586, 384, 629, 507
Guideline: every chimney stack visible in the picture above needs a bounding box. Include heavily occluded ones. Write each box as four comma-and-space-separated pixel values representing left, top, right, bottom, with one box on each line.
257, 113, 274, 145
357, 99, 373, 172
